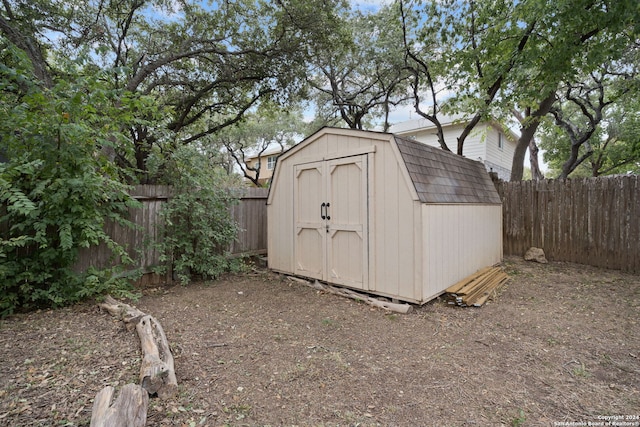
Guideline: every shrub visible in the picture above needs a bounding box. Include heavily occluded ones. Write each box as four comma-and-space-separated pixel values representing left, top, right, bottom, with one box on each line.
0, 57, 139, 317
157, 146, 245, 284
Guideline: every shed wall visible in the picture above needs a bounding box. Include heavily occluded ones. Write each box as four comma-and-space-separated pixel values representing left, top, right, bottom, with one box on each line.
267, 171, 293, 273
369, 140, 422, 301
421, 204, 503, 300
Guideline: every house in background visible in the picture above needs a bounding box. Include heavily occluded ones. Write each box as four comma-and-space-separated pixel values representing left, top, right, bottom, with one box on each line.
389, 114, 518, 181
243, 147, 283, 186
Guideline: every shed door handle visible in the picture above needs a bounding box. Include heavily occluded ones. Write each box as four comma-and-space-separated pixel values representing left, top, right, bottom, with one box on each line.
321, 202, 326, 220
325, 202, 330, 220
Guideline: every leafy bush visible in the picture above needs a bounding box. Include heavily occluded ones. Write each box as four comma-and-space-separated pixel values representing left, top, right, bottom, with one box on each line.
156, 146, 245, 284
0, 54, 139, 317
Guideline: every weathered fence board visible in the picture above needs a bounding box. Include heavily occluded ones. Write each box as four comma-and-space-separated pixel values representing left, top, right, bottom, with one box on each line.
75, 185, 172, 275
75, 185, 268, 279
496, 176, 640, 273
8, 177, 638, 278
230, 187, 268, 256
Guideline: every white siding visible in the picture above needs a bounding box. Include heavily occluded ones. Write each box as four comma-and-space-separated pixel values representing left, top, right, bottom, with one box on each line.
421, 204, 503, 300
396, 123, 489, 162
485, 126, 516, 180
393, 120, 517, 180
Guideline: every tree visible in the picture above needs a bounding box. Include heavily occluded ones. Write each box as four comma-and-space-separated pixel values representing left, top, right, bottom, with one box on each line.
155, 146, 245, 284
538, 42, 640, 178
407, 0, 639, 180
399, 0, 450, 150
0, 0, 56, 87
216, 104, 306, 186
1, 0, 342, 182
0, 49, 139, 316
307, 3, 412, 131
540, 84, 640, 178
587, 101, 640, 176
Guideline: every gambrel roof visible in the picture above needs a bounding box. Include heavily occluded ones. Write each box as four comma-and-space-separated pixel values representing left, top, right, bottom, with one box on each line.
268, 127, 501, 206
394, 135, 502, 205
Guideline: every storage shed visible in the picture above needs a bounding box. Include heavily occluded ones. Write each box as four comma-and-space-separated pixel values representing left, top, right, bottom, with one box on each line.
267, 127, 502, 304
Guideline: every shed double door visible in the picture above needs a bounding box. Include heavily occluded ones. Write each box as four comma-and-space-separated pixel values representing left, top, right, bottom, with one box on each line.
293, 155, 369, 290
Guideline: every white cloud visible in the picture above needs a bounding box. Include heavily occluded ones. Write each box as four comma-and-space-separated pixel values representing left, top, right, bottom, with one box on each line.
145, 0, 184, 21
349, 0, 393, 13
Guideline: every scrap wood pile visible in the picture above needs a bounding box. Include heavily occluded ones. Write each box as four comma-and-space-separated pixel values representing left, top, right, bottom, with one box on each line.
444, 266, 509, 307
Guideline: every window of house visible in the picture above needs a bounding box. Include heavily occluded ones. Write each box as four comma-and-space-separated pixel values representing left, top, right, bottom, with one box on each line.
498, 132, 504, 150
267, 155, 277, 170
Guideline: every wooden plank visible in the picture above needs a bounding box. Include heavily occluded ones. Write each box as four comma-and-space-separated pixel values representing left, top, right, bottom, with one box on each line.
454, 268, 502, 297
443, 266, 508, 307
444, 266, 493, 294
470, 274, 509, 307
459, 269, 505, 303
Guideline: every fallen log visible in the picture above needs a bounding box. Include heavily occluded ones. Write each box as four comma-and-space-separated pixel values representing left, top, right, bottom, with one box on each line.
99, 296, 178, 398
90, 383, 148, 427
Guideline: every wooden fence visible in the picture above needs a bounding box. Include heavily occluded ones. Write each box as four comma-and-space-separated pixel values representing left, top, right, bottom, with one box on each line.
230, 187, 268, 256
495, 176, 640, 273
75, 185, 171, 275
75, 185, 269, 277
9, 177, 639, 279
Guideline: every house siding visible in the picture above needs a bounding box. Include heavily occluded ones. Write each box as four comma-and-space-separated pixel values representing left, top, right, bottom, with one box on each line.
245, 152, 280, 184
485, 127, 516, 180
391, 118, 518, 181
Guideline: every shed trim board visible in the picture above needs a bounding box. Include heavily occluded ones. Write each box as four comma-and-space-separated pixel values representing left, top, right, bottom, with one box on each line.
267, 127, 502, 304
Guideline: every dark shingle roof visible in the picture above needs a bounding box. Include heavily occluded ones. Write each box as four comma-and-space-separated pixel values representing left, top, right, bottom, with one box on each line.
394, 136, 502, 204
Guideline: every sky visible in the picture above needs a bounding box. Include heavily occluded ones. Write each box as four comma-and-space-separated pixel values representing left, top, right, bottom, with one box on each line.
349, 0, 393, 13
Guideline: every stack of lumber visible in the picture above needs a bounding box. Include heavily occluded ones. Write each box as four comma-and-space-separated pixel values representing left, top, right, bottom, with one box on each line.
444, 266, 509, 307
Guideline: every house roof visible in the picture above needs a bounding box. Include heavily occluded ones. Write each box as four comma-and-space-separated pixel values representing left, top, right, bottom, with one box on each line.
244, 147, 284, 162
389, 113, 469, 134
394, 135, 502, 204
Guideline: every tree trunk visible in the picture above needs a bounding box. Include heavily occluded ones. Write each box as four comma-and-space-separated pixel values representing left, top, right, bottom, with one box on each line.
0, 16, 53, 88
457, 113, 484, 155
90, 384, 148, 427
510, 93, 556, 181
559, 143, 594, 179
528, 139, 544, 180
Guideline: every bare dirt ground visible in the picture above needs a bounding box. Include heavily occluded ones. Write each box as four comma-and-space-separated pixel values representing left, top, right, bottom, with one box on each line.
1, 256, 639, 427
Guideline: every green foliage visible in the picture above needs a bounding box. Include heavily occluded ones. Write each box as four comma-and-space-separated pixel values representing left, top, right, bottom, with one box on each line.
0, 53, 139, 317
511, 409, 526, 427
307, 2, 411, 131
411, 0, 640, 177
539, 79, 640, 178
217, 102, 306, 185
156, 146, 245, 285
